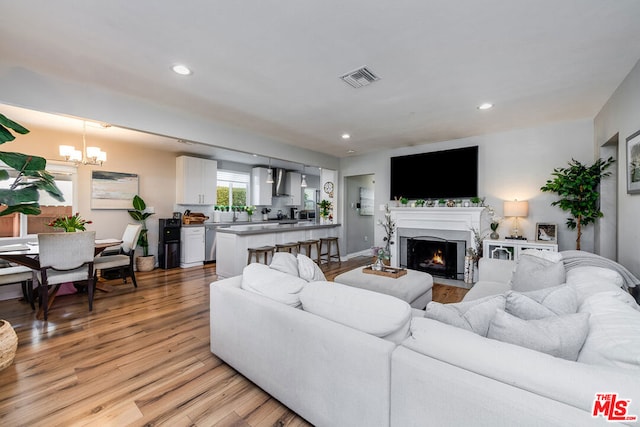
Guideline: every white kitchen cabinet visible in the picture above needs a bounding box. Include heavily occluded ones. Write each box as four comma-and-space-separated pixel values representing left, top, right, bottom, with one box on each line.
285, 171, 302, 206
180, 226, 205, 268
251, 167, 273, 206
176, 156, 217, 205
483, 239, 558, 261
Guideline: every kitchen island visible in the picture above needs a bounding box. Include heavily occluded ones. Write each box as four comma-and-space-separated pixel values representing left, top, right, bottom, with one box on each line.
215, 221, 340, 278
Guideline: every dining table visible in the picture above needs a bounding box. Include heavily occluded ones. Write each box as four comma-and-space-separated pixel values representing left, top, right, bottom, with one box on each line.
0, 238, 123, 318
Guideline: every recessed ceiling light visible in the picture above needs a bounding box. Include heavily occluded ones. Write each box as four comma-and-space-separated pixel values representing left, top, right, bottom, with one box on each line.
477, 103, 493, 110
341, 133, 351, 140
172, 64, 192, 76
347, 149, 355, 154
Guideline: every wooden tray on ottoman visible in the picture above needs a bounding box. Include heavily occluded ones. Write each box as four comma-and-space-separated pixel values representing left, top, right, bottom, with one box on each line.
362, 265, 407, 279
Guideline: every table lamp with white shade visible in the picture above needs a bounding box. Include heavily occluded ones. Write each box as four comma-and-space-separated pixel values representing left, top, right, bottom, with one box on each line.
503, 200, 529, 239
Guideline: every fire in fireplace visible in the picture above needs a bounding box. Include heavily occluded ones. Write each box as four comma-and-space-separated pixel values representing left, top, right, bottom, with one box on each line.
407, 236, 464, 279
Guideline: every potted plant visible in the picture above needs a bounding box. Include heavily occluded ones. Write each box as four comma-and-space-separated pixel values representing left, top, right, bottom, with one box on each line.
128, 195, 155, 271
400, 197, 409, 206
470, 196, 481, 207
245, 205, 256, 221
415, 199, 425, 207
540, 157, 615, 250
48, 212, 92, 232
438, 198, 446, 207
318, 199, 332, 223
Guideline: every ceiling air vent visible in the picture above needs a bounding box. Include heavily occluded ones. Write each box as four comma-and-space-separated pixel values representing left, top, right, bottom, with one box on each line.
340, 66, 380, 88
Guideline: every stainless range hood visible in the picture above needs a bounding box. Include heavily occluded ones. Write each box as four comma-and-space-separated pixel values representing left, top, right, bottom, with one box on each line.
272, 168, 288, 196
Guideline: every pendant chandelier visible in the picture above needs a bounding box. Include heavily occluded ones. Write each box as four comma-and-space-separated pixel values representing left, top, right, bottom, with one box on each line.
59, 121, 107, 166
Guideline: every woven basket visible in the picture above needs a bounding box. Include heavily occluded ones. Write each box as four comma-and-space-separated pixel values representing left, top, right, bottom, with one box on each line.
0, 320, 18, 371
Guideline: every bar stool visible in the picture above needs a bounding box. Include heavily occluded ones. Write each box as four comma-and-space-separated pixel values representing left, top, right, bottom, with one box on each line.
275, 242, 300, 255
247, 245, 275, 265
319, 237, 341, 264
298, 239, 321, 264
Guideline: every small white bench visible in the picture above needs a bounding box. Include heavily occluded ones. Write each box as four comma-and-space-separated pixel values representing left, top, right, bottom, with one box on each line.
333, 267, 433, 309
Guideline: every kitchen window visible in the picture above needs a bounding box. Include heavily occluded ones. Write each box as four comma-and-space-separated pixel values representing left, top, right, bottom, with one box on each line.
0, 162, 76, 239
217, 170, 250, 206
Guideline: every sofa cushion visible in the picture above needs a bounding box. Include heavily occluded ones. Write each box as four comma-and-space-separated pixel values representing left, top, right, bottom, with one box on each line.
577, 292, 640, 370
505, 285, 577, 320
510, 253, 566, 292
300, 281, 411, 343
487, 309, 590, 361
566, 266, 626, 305
424, 294, 506, 336
269, 252, 299, 276
241, 263, 307, 307
297, 254, 326, 282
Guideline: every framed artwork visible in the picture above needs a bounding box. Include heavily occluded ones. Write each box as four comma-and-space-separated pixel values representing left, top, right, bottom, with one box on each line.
626, 129, 640, 194
535, 223, 557, 243
91, 171, 139, 209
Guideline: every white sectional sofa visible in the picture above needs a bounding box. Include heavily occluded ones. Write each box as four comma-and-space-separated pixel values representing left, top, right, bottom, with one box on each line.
209, 252, 640, 427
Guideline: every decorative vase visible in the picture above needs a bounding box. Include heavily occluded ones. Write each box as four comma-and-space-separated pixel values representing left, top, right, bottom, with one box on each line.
490, 231, 499, 239
372, 258, 384, 271
0, 320, 18, 371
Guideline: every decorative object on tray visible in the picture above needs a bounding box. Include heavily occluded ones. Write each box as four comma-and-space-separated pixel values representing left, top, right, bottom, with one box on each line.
371, 246, 389, 270
362, 265, 407, 278
48, 212, 92, 232
540, 156, 615, 250
377, 204, 395, 263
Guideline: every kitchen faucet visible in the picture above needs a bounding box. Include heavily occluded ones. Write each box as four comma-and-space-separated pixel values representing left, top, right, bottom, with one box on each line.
232, 210, 238, 222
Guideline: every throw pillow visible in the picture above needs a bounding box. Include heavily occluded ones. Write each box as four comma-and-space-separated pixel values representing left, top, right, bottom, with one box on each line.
297, 254, 326, 282
505, 285, 577, 320
520, 248, 563, 263
577, 293, 640, 370
269, 252, 299, 276
241, 263, 307, 307
510, 253, 566, 292
424, 294, 506, 336
487, 309, 590, 361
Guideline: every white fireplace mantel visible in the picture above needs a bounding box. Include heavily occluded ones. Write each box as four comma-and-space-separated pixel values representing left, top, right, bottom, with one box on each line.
388, 206, 487, 267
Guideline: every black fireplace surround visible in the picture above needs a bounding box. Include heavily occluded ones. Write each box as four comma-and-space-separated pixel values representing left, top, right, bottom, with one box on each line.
407, 236, 460, 279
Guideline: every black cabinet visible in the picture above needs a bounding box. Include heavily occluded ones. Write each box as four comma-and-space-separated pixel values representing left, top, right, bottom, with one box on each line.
158, 218, 181, 269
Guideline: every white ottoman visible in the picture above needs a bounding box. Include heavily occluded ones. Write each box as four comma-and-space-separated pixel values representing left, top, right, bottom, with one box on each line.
333, 268, 433, 309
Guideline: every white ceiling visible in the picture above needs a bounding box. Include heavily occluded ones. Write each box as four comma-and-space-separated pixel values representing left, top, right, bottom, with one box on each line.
2, 1, 640, 159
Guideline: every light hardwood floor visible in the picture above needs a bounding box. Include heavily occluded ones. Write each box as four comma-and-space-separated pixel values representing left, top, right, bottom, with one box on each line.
0, 256, 467, 426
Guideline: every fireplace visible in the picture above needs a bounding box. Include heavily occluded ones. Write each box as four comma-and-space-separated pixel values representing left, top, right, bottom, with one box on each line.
406, 236, 466, 279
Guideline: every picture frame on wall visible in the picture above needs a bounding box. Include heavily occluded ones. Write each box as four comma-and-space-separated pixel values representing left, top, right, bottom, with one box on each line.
535, 223, 557, 243
91, 171, 139, 209
626, 129, 640, 194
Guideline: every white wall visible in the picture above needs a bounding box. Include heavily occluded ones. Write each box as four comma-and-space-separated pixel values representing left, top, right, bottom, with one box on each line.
594, 58, 640, 277
340, 118, 595, 254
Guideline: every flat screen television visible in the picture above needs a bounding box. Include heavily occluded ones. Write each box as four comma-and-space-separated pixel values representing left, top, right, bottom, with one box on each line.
390, 146, 478, 200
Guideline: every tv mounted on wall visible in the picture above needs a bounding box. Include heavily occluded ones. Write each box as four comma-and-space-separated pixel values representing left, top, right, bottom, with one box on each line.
390, 146, 478, 200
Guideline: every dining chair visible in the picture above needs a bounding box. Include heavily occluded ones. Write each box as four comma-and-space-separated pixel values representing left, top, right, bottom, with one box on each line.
36, 231, 96, 321
0, 261, 35, 309
94, 224, 142, 287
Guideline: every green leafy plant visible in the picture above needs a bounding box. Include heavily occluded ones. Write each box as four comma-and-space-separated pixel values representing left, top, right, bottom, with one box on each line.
0, 113, 64, 216
127, 195, 154, 256
400, 197, 409, 205
318, 199, 332, 217
415, 199, 425, 207
48, 212, 92, 232
540, 157, 615, 250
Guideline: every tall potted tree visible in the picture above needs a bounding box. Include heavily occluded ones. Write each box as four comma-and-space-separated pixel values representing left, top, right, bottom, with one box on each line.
128, 195, 155, 271
540, 157, 615, 250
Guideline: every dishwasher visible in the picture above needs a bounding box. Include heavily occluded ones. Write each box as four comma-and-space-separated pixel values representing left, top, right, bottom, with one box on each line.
204, 223, 218, 263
